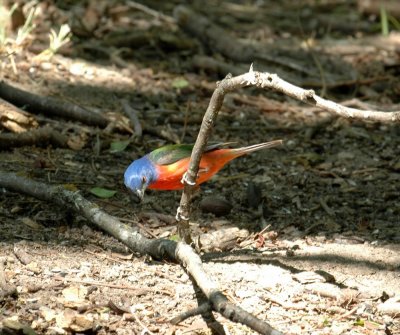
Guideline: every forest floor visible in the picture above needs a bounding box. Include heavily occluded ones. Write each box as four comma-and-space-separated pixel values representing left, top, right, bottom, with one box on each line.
0, 1, 399, 334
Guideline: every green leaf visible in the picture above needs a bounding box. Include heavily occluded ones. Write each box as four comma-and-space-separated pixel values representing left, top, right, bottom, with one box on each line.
89, 187, 117, 198
172, 78, 189, 89
110, 140, 130, 153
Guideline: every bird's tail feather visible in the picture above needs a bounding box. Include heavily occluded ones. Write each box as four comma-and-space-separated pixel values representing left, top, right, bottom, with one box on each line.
228, 140, 283, 157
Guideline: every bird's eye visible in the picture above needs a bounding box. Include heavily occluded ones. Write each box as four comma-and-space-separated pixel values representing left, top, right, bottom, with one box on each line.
141, 176, 147, 185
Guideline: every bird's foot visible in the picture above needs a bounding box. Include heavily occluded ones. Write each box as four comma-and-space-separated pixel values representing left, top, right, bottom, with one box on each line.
181, 172, 196, 186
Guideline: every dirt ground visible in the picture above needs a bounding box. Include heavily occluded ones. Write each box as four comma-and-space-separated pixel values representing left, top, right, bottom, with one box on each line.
0, 1, 399, 334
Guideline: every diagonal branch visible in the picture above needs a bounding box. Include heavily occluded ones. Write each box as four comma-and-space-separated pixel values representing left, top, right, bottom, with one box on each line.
0, 171, 283, 335
176, 71, 256, 240
177, 67, 400, 232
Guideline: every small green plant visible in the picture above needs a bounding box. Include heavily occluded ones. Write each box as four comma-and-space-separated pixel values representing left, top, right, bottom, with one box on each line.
48, 24, 71, 53
36, 23, 71, 60
380, 6, 400, 35
380, 6, 389, 36
0, 2, 36, 51
0, 2, 17, 46
15, 7, 36, 45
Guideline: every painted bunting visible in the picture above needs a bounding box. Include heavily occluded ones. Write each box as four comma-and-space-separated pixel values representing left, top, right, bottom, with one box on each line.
124, 140, 282, 199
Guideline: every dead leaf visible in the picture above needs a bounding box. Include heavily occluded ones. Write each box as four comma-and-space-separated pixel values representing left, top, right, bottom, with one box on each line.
20, 217, 43, 230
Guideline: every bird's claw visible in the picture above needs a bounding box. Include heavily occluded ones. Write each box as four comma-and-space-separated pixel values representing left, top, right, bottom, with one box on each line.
181, 172, 196, 186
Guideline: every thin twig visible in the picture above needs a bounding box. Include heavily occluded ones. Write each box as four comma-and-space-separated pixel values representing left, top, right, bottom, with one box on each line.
337, 305, 359, 320
126, 1, 176, 25
170, 302, 212, 324
83, 249, 127, 264
121, 99, 143, 138
128, 309, 156, 335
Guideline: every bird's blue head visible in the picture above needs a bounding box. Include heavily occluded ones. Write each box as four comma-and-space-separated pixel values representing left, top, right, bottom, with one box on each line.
124, 156, 158, 200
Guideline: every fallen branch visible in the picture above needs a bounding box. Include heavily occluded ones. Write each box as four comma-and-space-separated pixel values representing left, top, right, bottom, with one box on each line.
121, 99, 143, 138
0, 171, 283, 335
173, 6, 355, 86
0, 97, 38, 133
0, 126, 68, 149
0, 81, 108, 127
177, 67, 400, 228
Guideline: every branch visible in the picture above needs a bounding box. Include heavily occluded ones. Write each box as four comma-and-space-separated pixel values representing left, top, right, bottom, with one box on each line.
173, 5, 356, 86
121, 99, 143, 138
0, 97, 38, 133
126, 1, 176, 25
0, 171, 283, 335
0, 81, 108, 127
254, 72, 400, 122
176, 72, 255, 225
0, 126, 68, 149
177, 67, 400, 228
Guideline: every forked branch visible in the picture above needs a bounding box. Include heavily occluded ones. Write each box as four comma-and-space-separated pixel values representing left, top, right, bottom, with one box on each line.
0, 171, 283, 335
177, 66, 399, 228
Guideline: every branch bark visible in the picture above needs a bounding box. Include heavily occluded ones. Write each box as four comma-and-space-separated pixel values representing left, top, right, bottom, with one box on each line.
0, 81, 108, 127
177, 67, 400, 234
0, 97, 38, 133
0, 171, 283, 335
176, 72, 254, 229
0, 126, 68, 149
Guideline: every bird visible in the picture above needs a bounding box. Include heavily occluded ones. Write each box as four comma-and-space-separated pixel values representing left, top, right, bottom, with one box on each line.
124, 140, 282, 200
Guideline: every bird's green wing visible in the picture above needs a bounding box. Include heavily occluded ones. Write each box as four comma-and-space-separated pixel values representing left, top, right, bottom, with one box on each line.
148, 142, 232, 166
149, 144, 194, 165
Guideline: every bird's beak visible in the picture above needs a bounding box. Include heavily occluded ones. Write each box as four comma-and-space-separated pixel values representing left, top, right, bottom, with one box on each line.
128, 187, 145, 204
135, 181, 148, 202
136, 188, 145, 201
